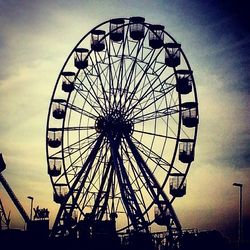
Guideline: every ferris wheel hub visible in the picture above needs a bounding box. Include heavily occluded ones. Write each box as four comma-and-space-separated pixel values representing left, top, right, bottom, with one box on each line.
95, 112, 133, 137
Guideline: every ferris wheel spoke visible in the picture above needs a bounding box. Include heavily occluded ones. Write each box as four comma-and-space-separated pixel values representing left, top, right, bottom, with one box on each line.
73, 82, 103, 115
122, 45, 165, 113
133, 104, 179, 124
119, 32, 150, 107
63, 137, 99, 177
121, 29, 149, 91
91, 56, 111, 94
106, 34, 131, 111
109, 57, 122, 108
116, 57, 146, 112
63, 126, 95, 131
133, 129, 177, 141
125, 74, 175, 120
91, 52, 111, 112
59, 132, 98, 159
133, 73, 175, 111
66, 102, 98, 120
113, 25, 136, 112
105, 37, 116, 109
113, 36, 127, 112
86, 54, 110, 112
109, 40, 120, 56
130, 135, 176, 173
81, 63, 107, 95
139, 90, 176, 119
111, 57, 141, 112
105, 34, 126, 89
48, 132, 96, 159
122, 49, 157, 111
75, 74, 107, 114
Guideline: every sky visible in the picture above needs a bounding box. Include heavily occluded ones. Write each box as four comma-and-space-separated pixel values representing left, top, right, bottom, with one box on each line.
0, 0, 249, 241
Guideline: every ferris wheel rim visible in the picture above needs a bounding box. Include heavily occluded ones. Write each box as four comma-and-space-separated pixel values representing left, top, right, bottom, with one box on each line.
46, 17, 199, 237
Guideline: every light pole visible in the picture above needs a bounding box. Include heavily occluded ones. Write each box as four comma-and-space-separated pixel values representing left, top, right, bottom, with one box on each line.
233, 183, 243, 249
27, 196, 34, 220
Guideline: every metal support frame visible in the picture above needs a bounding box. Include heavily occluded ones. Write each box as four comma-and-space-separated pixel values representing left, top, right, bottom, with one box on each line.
125, 135, 182, 248
109, 135, 149, 232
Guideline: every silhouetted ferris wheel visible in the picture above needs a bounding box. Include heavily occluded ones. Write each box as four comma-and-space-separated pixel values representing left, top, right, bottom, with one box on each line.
46, 17, 198, 248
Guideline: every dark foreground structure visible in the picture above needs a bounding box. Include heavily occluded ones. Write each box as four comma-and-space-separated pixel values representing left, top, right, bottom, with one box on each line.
1, 228, 249, 250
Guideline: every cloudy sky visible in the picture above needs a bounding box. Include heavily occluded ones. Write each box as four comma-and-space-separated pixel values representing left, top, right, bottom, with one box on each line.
0, 0, 249, 240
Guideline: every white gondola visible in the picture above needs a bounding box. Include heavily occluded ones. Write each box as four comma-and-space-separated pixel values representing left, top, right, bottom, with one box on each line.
74, 48, 89, 69
179, 139, 194, 163
91, 30, 106, 52
129, 16, 145, 40
61, 71, 75, 93
176, 70, 193, 94
48, 158, 62, 177
169, 173, 186, 197
52, 99, 66, 119
149, 24, 164, 49
154, 202, 170, 226
47, 128, 62, 148
182, 102, 199, 128
54, 184, 68, 204
110, 18, 125, 42
164, 43, 181, 67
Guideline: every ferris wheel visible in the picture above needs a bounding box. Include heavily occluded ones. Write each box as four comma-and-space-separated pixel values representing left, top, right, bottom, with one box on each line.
46, 17, 198, 246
